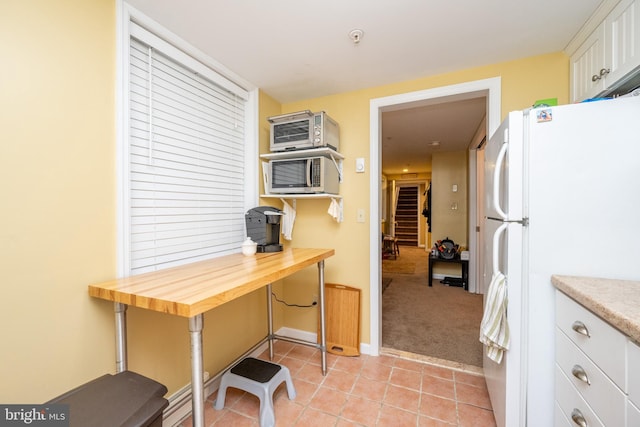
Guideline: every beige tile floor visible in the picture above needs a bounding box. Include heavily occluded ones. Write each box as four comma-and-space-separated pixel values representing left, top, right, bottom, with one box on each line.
179, 341, 496, 426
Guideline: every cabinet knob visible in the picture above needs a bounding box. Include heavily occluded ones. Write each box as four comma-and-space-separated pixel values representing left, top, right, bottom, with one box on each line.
571, 408, 588, 427
591, 74, 601, 82
571, 320, 590, 337
571, 364, 591, 385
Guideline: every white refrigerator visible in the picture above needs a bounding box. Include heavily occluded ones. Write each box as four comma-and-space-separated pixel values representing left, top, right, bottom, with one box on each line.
482, 95, 640, 427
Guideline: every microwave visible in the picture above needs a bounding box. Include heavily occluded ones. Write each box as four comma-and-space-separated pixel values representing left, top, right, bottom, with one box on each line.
268, 156, 340, 194
268, 110, 339, 152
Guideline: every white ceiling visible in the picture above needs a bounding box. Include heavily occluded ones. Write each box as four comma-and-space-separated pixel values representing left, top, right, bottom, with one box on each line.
382, 97, 487, 174
126, 0, 603, 174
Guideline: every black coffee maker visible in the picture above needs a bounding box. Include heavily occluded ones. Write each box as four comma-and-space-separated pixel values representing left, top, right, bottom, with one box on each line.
245, 206, 284, 252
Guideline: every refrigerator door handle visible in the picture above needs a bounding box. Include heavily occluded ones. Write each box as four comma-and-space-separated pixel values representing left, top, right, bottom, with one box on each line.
492, 222, 508, 276
493, 142, 509, 220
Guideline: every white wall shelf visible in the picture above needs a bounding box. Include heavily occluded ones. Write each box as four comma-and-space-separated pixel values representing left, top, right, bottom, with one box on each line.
259, 147, 344, 160
260, 194, 343, 223
260, 147, 345, 222
260, 147, 344, 183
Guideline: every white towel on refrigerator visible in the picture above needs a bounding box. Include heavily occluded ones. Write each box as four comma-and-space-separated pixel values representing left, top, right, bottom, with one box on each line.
479, 272, 510, 363
281, 200, 296, 241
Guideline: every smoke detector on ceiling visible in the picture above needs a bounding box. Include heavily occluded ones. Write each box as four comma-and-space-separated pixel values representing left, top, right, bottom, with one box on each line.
348, 29, 364, 44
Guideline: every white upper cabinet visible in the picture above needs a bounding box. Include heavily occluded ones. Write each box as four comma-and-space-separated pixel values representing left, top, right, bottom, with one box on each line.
571, 23, 606, 102
569, 0, 640, 102
606, 0, 640, 83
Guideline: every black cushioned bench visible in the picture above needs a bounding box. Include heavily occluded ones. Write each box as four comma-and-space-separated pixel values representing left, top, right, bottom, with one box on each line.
46, 370, 168, 427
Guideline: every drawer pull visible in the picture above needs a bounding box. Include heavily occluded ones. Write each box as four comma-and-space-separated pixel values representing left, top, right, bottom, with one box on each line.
571, 365, 591, 385
571, 408, 588, 427
571, 320, 590, 337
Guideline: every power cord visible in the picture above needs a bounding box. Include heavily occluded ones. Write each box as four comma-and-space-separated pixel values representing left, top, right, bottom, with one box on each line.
271, 291, 317, 308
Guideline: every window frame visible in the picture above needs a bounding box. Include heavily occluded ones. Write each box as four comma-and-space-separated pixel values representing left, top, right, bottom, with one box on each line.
116, 2, 258, 277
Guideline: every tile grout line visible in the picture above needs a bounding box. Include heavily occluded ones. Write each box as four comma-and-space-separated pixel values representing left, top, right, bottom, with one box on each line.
453, 370, 461, 426
186, 343, 493, 426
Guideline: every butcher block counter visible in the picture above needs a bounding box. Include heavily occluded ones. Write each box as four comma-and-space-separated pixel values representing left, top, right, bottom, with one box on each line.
551, 275, 640, 344
89, 248, 334, 318
89, 247, 334, 427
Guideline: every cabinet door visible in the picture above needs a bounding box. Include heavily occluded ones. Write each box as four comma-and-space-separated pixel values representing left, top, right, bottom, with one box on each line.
556, 329, 626, 426
628, 400, 640, 427
571, 23, 606, 102
555, 291, 627, 389
555, 365, 605, 427
604, 0, 640, 85
629, 340, 640, 407
555, 401, 572, 426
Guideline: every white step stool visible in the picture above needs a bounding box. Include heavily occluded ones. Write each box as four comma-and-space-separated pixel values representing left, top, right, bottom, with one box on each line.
214, 357, 296, 427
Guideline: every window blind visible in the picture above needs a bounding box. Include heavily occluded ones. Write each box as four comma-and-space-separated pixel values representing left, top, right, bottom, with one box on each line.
127, 27, 248, 274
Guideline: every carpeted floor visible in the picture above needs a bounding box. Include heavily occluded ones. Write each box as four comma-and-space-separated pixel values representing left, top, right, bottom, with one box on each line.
382, 246, 484, 367
382, 277, 392, 293
382, 258, 416, 274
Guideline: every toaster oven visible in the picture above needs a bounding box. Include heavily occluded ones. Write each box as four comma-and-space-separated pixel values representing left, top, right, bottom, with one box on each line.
268, 110, 339, 152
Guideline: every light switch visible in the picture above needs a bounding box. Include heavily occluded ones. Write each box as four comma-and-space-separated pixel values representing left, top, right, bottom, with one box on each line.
356, 158, 365, 173
357, 208, 366, 222
452, 184, 458, 192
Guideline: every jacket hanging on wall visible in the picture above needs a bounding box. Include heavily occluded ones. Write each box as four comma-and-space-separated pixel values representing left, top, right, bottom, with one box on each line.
422, 183, 431, 232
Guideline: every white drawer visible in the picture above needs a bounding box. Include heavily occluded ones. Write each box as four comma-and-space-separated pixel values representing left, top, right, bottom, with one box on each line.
555, 401, 571, 426
629, 400, 640, 427
628, 340, 640, 406
555, 364, 604, 427
556, 328, 626, 426
556, 290, 626, 389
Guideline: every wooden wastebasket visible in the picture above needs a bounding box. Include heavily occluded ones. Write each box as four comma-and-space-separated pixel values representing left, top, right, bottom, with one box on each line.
318, 283, 361, 356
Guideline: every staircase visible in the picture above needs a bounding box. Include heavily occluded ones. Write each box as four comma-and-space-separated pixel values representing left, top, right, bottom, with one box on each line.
395, 187, 419, 246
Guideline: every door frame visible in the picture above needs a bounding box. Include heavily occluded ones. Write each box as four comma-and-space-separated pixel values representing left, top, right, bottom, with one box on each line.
368, 77, 501, 355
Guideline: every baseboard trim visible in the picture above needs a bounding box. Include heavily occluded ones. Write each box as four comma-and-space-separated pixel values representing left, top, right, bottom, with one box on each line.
433, 273, 462, 280
277, 326, 374, 356
163, 371, 215, 427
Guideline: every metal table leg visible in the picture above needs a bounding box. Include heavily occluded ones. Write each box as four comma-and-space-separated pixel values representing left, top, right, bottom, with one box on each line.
114, 302, 128, 373
267, 283, 274, 360
189, 314, 204, 427
318, 260, 327, 375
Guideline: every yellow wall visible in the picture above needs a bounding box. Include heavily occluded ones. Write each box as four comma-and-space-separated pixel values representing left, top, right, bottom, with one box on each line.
1, 0, 117, 401
432, 151, 468, 246
0, 0, 569, 403
0, 1, 280, 402
431, 151, 468, 276
281, 52, 569, 344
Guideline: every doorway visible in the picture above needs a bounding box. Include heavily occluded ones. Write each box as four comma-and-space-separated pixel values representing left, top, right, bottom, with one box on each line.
368, 77, 502, 356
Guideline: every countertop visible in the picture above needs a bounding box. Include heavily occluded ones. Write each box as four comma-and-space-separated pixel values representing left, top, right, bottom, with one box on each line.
552, 275, 640, 344
89, 248, 334, 317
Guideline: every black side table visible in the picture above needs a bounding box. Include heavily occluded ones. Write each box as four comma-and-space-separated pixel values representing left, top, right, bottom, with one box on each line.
428, 255, 469, 291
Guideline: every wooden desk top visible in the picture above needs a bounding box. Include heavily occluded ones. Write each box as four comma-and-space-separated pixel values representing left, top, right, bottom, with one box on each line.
89, 248, 334, 318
